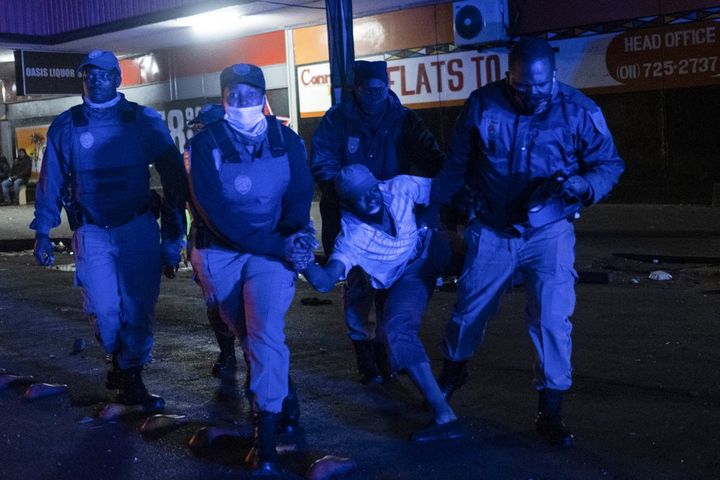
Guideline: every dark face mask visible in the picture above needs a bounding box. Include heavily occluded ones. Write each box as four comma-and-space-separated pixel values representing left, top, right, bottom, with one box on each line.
355, 85, 388, 115
506, 76, 556, 115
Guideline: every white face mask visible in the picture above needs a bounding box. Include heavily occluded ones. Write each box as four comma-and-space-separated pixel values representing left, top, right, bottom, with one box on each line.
224, 102, 266, 130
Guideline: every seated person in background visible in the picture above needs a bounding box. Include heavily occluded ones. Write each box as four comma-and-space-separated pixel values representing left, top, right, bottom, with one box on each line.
302, 164, 463, 443
0, 156, 9, 183
2, 149, 32, 205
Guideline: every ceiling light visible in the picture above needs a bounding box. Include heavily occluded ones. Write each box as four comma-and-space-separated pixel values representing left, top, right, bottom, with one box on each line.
174, 7, 243, 35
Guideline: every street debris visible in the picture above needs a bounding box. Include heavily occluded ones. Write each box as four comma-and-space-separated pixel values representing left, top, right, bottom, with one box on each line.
648, 271, 673, 281
23, 382, 69, 400
306, 455, 357, 480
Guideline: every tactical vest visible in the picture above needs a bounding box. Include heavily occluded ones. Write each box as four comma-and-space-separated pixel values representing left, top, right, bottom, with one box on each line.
194, 117, 290, 249
69, 102, 152, 228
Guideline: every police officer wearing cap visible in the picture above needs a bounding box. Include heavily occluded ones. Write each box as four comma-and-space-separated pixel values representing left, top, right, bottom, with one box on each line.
430, 37, 625, 447
31, 50, 187, 412
311, 60, 445, 385
184, 63, 315, 475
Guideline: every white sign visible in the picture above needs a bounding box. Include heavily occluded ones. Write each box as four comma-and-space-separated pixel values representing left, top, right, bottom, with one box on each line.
297, 34, 624, 118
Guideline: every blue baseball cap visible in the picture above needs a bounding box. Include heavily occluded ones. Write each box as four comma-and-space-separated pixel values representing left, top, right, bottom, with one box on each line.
220, 63, 266, 93
335, 164, 380, 201
78, 50, 121, 75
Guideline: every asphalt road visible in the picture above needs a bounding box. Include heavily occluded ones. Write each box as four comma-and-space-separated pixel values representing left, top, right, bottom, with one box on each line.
1, 204, 719, 479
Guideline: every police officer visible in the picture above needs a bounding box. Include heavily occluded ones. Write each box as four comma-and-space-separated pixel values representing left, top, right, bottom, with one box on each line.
311, 60, 444, 385
31, 50, 187, 412
430, 38, 624, 447
184, 64, 314, 475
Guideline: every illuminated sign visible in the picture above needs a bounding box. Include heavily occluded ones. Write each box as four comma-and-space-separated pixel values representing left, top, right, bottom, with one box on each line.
14, 50, 86, 96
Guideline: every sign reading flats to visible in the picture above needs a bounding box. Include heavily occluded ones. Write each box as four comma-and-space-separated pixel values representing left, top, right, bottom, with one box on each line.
14, 50, 86, 96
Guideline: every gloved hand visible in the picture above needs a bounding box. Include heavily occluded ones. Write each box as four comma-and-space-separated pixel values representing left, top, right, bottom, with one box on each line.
161, 240, 184, 279
284, 232, 318, 271
561, 175, 591, 200
34, 233, 55, 267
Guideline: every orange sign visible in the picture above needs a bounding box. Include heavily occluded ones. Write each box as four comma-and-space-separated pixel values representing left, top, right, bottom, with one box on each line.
606, 21, 720, 89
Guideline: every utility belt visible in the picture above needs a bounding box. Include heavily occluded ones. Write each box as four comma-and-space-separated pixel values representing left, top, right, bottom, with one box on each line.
70, 203, 151, 230
191, 222, 234, 250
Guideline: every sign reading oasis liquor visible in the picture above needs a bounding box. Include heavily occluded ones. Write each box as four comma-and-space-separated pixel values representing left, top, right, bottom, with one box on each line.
14, 50, 86, 96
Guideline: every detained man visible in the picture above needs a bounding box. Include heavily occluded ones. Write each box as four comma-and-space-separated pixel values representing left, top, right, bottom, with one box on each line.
302, 164, 462, 443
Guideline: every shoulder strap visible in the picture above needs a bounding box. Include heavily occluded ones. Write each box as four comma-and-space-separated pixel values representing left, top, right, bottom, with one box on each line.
70, 105, 88, 127
121, 101, 140, 123
206, 122, 241, 163
265, 116, 286, 158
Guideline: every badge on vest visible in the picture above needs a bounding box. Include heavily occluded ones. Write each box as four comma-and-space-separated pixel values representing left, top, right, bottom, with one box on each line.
79, 132, 94, 149
347, 136, 360, 154
234, 175, 252, 194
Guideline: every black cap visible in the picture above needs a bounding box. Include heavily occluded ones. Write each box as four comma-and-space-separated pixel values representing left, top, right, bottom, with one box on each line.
220, 64, 265, 93
353, 60, 388, 85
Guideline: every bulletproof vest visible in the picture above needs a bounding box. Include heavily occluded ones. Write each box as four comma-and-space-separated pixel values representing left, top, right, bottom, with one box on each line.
69, 102, 152, 227
201, 116, 290, 239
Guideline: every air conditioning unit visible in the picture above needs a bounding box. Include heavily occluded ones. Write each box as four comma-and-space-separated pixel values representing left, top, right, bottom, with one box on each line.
453, 0, 508, 47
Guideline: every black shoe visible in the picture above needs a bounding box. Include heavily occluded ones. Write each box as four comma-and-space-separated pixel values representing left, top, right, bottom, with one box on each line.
105, 353, 122, 390
277, 377, 300, 435
373, 341, 394, 383
410, 419, 464, 444
437, 359, 468, 401
352, 340, 383, 385
211, 352, 237, 381
246, 410, 282, 475
115, 366, 165, 413
212, 330, 237, 381
536, 388, 574, 448
536, 412, 574, 447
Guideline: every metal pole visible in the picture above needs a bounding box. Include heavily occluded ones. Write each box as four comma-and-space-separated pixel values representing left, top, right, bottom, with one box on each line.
325, 0, 354, 106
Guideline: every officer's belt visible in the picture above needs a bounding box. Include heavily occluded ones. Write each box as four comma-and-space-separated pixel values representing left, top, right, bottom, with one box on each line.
80, 203, 150, 229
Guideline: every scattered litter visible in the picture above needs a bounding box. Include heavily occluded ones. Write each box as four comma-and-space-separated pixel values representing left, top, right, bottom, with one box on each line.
319, 347, 328, 354
648, 271, 672, 281
306, 455, 357, 480
652, 259, 659, 264
52, 264, 75, 272
23, 382, 68, 400
139, 414, 187, 436
630, 277, 640, 285
300, 297, 333, 306
77, 416, 95, 424
71, 338, 86, 354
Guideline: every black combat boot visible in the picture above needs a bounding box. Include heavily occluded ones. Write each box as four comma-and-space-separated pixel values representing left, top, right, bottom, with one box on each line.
373, 341, 393, 383
115, 366, 165, 413
437, 359, 469, 401
352, 340, 383, 385
535, 388, 574, 448
211, 331, 237, 382
105, 352, 122, 390
245, 410, 284, 476
277, 377, 300, 435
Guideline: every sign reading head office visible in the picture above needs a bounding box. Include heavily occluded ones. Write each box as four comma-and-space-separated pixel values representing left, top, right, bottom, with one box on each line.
14, 50, 87, 96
